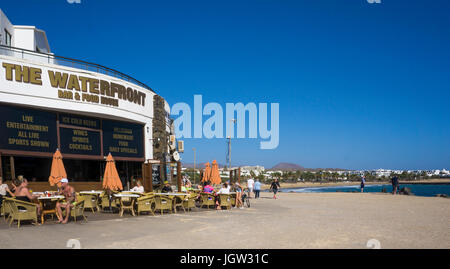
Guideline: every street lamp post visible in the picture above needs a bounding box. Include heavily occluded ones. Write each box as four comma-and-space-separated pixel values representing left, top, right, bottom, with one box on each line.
192, 148, 196, 184
227, 119, 237, 170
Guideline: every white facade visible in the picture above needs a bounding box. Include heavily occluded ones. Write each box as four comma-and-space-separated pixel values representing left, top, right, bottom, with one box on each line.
0, 9, 170, 162
0, 9, 50, 53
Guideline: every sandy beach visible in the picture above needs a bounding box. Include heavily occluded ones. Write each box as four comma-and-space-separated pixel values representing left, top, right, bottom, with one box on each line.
1, 191, 449, 249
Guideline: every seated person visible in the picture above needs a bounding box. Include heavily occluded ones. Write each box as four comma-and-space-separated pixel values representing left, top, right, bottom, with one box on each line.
203, 182, 214, 193
130, 180, 144, 193
161, 181, 173, 193
13, 178, 42, 218
215, 183, 230, 209
181, 184, 188, 193
0, 176, 15, 207
56, 178, 76, 224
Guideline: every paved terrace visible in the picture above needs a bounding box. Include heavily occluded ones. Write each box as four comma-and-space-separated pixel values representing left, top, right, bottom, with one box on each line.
1, 192, 449, 249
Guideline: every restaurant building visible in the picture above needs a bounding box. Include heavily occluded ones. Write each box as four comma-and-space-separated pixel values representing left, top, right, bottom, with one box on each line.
0, 9, 177, 191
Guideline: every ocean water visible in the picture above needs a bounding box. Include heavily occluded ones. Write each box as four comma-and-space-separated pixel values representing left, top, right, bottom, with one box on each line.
279, 184, 450, 197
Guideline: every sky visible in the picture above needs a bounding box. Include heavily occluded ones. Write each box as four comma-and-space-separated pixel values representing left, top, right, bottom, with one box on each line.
1, 0, 449, 170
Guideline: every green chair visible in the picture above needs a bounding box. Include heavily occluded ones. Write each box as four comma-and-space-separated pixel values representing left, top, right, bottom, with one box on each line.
4, 198, 38, 228
173, 194, 188, 213
118, 196, 136, 217
154, 195, 173, 215
63, 200, 87, 223
100, 193, 119, 211
182, 193, 197, 212
200, 193, 216, 210
230, 193, 237, 207
218, 194, 232, 210
79, 193, 99, 213
136, 195, 156, 216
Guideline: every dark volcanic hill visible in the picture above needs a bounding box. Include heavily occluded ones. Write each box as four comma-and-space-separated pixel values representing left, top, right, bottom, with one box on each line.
271, 163, 305, 171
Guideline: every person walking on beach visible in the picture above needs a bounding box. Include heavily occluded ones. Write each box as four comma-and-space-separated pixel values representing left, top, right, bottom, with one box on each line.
254, 179, 261, 199
270, 178, 281, 199
360, 175, 366, 193
247, 177, 255, 198
391, 175, 399, 195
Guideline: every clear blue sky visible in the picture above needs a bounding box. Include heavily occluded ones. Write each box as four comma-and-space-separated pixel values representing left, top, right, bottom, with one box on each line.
2, 0, 449, 170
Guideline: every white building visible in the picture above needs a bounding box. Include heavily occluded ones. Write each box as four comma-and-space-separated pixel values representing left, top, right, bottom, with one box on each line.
0, 9, 175, 189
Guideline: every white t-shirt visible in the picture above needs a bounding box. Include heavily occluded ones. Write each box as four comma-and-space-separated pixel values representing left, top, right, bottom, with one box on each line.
216, 187, 230, 195
130, 186, 144, 193
247, 179, 255, 189
0, 184, 9, 196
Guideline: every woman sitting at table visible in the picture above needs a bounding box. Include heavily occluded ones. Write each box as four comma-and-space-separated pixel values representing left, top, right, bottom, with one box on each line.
215, 183, 230, 210
14, 178, 42, 218
130, 180, 144, 193
0, 176, 15, 208
203, 182, 214, 193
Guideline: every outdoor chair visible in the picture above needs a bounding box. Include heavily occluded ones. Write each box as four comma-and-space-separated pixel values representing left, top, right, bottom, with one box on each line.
136, 195, 156, 216
154, 195, 173, 215
182, 193, 197, 212
200, 193, 216, 210
4, 198, 38, 228
118, 196, 136, 217
79, 193, 100, 213
173, 194, 187, 213
230, 193, 237, 207
63, 200, 87, 223
2, 198, 13, 223
100, 193, 119, 211
218, 194, 232, 210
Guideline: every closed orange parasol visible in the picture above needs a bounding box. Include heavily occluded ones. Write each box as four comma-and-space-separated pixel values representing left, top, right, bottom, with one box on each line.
49, 149, 67, 187
202, 162, 211, 183
210, 160, 222, 185
102, 153, 123, 191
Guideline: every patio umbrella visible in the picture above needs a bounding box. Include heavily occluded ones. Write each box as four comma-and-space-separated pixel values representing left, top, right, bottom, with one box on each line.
102, 153, 123, 213
210, 160, 221, 186
202, 162, 211, 183
102, 153, 123, 191
49, 149, 67, 187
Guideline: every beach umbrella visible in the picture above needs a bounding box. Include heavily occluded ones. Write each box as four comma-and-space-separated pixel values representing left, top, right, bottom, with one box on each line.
210, 160, 222, 186
102, 153, 123, 191
49, 149, 67, 187
202, 162, 211, 183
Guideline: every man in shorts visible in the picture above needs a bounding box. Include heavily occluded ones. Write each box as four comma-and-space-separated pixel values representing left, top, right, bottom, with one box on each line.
56, 178, 76, 224
247, 178, 255, 198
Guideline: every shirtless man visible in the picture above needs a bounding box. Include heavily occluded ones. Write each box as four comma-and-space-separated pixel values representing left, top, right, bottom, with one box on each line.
56, 178, 76, 224
14, 178, 42, 220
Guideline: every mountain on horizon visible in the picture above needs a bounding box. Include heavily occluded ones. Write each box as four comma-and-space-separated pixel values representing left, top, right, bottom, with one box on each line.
271, 162, 305, 171
270, 162, 350, 171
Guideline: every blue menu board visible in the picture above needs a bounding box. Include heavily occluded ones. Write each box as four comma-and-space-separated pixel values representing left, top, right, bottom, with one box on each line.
59, 127, 101, 156
0, 104, 57, 153
102, 119, 144, 158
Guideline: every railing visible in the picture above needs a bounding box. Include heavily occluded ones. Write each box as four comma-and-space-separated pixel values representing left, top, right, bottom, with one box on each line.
0, 44, 155, 93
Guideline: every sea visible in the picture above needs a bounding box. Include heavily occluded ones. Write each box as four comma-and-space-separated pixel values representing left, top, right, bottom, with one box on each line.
279, 184, 450, 197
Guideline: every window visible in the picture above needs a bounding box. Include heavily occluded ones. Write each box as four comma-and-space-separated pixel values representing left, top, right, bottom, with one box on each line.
4, 29, 12, 46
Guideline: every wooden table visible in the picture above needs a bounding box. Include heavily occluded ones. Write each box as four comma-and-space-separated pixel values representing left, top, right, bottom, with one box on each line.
38, 196, 65, 224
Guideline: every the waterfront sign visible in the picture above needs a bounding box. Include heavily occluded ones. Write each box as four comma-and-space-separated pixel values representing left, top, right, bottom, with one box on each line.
1, 62, 147, 108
